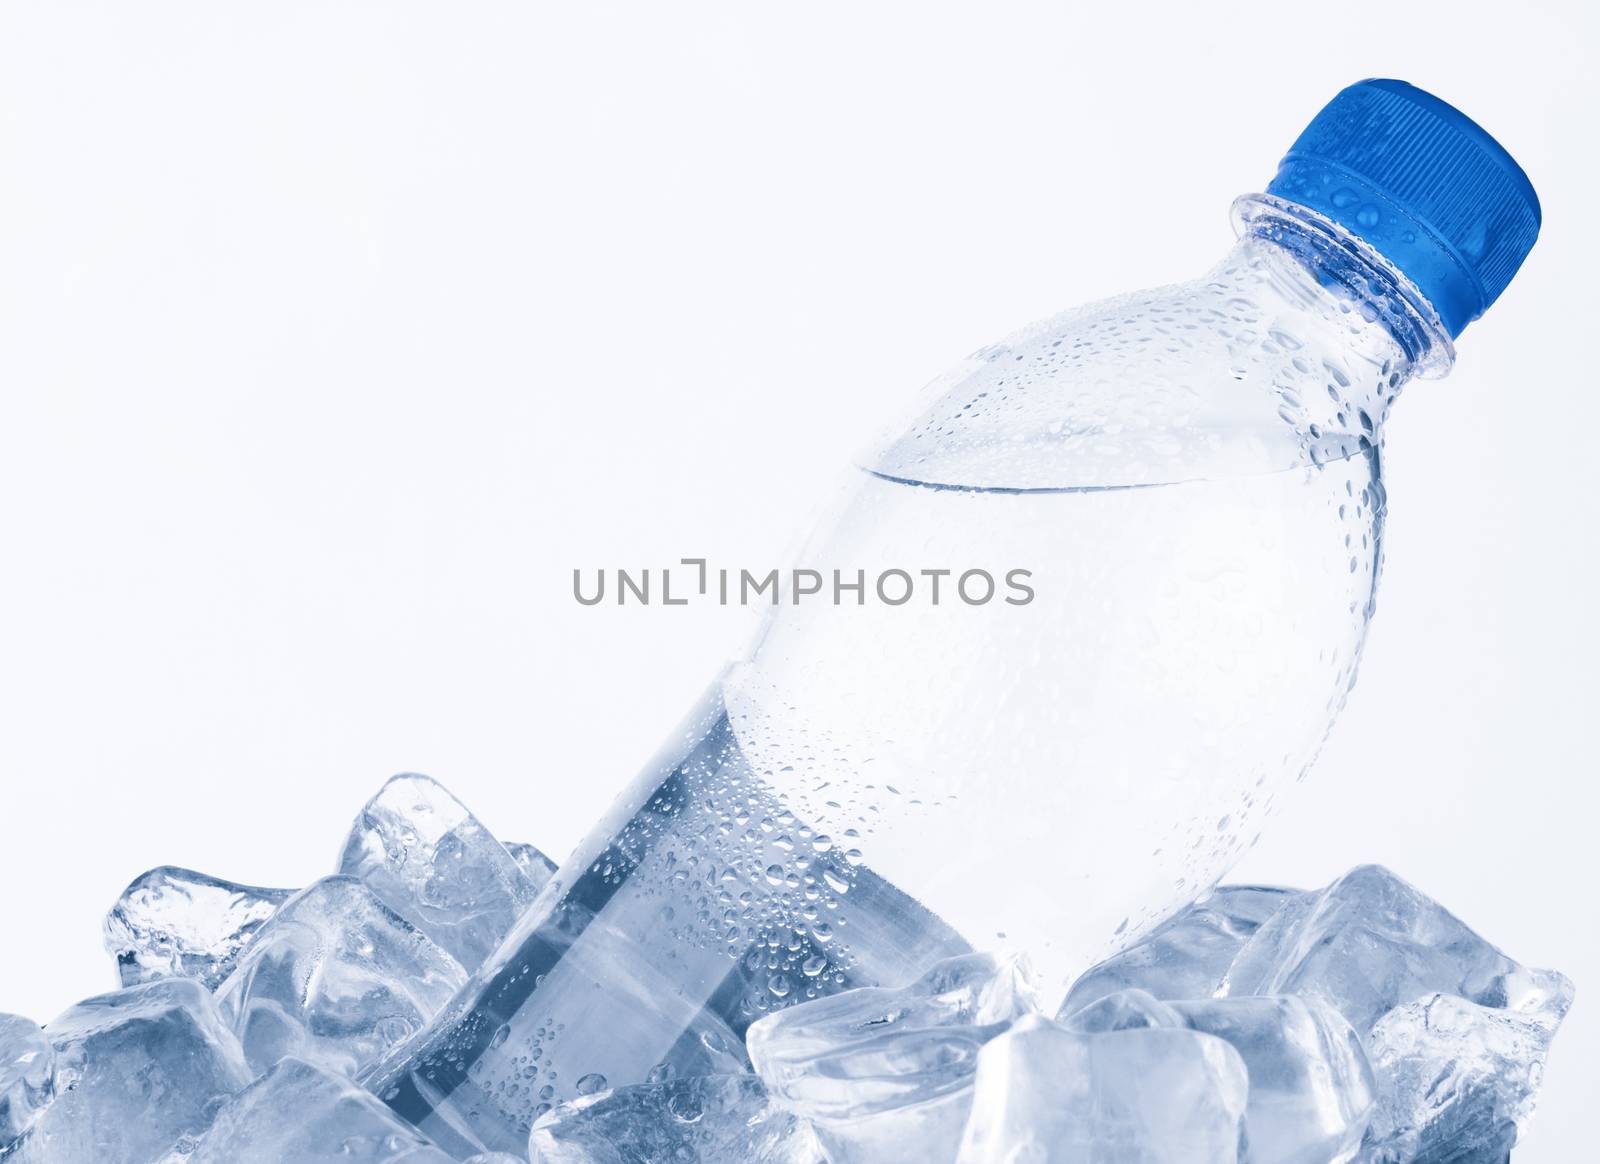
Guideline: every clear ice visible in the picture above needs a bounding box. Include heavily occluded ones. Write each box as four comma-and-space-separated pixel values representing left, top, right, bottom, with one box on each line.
1060, 886, 1296, 1015
1364, 992, 1567, 1162
103, 865, 294, 989
1058, 987, 1184, 1033
954, 1014, 1249, 1163
0, 1013, 54, 1150
748, 952, 1037, 1164
6, 979, 252, 1163
338, 772, 543, 971
214, 874, 468, 1077
1169, 996, 1373, 1164
1221, 866, 1569, 1036
3, 788, 1578, 1163
182, 1056, 456, 1163
527, 1074, 819, 1164
1059, 990, 1374, 1163
504, 841, 557, 894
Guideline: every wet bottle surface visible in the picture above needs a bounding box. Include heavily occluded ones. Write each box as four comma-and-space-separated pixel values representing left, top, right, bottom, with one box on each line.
369, 79, 1541, 1157
367, 690, 969, 1155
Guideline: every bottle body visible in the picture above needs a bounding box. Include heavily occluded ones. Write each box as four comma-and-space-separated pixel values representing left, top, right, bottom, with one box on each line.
719, 195, 1427, 993
373, 198, 1443, 1155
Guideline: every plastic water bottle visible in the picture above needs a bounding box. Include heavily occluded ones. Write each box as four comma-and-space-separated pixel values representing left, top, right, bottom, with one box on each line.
370, 79, 1540, 1155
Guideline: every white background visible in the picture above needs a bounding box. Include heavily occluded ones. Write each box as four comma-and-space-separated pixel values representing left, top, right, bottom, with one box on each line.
1, 2, 1594, 1157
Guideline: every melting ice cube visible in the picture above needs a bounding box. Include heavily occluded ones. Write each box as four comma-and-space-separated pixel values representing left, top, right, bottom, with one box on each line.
527, 1075, 818, 1163
1364, 991, 1569, 1162
338, 773, 542, 971
1057, 987, 1183, 1033
747, 952, 1037, 1164
504, 842, 558, 894
1059, 990, 1374, 1163
1221, 865, 1568, 1036
0, 1013, 54, 1150
954, 1014, 1248, 1164
182, 1056, 455, 1163
214, 875, 467, 1077
1061, 885, 1296, 1015
1169, 996, 1373, 1164
6, 979, 252, 1164
103, 866, 294, 990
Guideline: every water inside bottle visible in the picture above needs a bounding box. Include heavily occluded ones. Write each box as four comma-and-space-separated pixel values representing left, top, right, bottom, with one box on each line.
727, 452, 1382, 992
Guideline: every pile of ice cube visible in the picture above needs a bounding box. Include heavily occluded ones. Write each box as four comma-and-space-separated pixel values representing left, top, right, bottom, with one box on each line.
743, 876, 1572, 1164
0, 773, 1572, 1163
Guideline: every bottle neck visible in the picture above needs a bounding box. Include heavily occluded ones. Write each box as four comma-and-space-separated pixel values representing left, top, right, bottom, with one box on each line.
1230, 193, 1456, 384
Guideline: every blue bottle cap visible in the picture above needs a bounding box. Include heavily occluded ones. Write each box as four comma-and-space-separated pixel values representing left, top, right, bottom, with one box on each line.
1266, 79, 1540, 337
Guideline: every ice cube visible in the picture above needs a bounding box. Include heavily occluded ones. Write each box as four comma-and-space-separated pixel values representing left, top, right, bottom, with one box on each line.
955, 1014, 1248, 1164
0, 1014, 54, 1150
103, 865, 294, 989
1058, 987, 1183, 1033
1222, 865, 1568, 1036
1061, 885, 1296, 1015
464, 1156, 527, 1164
7, 979, 252, 1164
214, 875, 468, 1077
1363, 991, 1570, 1162
504, 842, 558, 894
1060, 988, 1374, 1162
338, 773, 541, 970
183, 1056, 455, 1163
747, 952, 1037, 1164
527, 1075, 819, 1163
1167, 996, 1374, 1164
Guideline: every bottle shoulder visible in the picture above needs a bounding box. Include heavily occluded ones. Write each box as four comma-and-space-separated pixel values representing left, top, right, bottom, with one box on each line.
865, 268, 1397, 492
